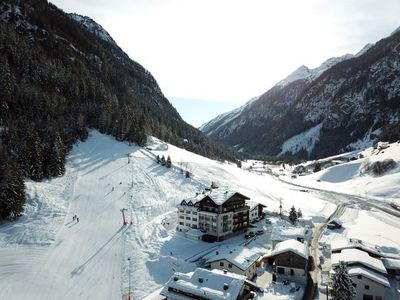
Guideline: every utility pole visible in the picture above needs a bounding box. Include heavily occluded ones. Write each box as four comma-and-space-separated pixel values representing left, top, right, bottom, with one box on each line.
128, 257, 131, 300
121, 208, 127, 225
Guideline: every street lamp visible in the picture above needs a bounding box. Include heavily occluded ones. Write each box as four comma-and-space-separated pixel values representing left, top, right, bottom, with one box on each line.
128, 257, 131, 300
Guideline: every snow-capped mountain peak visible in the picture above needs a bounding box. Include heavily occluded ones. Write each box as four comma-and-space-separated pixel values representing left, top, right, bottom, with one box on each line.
69, 13, 115, 45
276, 65, 311, 87
277, 54, 354, 88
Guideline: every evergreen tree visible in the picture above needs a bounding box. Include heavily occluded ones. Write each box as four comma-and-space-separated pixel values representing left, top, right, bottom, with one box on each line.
289, 205, 298, 224
160, 155, 166, 166
0, 56, 12, 112
314, 162, 321, 173
0, 147, 25, 221
185, 170, 190, 178
330, 261, 356, 300
156, 155, 160, 164
297, 208, 303, 219
236, 160, 242, 168
166, 155, 172, 168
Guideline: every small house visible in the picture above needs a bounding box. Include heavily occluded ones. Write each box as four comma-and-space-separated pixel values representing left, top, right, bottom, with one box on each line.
206, 246, 260, 280
327, 219, 342, 230
160, 268, 250, 300
263, 239, 309, 277
246, 201, 266, 223
331, 249, 390, 300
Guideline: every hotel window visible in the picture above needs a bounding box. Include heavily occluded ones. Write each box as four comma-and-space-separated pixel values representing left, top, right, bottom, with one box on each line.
365, 285, 370, 290
220, 262, 224, 267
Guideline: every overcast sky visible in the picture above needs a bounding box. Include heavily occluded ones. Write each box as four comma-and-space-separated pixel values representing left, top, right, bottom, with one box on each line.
51, 0, 400, 126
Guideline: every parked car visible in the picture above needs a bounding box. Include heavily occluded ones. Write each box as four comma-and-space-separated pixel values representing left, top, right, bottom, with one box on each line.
244, 233, 250, 239
248, 231, 255, 237
256, 230, 264, 235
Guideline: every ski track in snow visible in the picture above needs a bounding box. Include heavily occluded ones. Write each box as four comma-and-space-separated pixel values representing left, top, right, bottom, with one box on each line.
0, 131, 398, 299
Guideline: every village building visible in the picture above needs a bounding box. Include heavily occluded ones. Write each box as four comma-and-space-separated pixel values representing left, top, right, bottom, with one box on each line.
326, 219, 342, 230
205, 246, 260, 280
177, 191, 250, 242
160, 268, 251, 300
346, 267, 390, 300
246, 201, 266, 223
331, 248, 389, 300
271, 226, 306, 248
330, 238, 399, 259
331, 248, 388, 275
263, 239, 309, 278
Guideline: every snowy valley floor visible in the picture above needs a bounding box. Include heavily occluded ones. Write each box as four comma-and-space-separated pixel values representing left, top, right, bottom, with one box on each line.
0, 131, 399, 299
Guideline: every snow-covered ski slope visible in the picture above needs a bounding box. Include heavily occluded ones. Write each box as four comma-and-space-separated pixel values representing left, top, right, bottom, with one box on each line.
0, 131, 395, 299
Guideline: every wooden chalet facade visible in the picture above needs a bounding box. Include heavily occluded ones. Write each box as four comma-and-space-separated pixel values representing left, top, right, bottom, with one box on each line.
177, 191, 250, 242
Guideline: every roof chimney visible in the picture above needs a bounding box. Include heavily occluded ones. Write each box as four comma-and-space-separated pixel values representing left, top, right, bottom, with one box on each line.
223, 269, 227, 274
173, 276, 179, 281
223, 283, 229, 290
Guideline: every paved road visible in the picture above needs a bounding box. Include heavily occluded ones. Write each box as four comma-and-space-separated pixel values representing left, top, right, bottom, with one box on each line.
278, 177, 400, 218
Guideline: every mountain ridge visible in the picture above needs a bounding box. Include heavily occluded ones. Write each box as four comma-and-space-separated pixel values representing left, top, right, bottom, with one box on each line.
201, 29, 400, 161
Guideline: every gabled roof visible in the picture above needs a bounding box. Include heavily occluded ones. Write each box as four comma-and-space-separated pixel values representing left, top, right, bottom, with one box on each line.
348, 266, 390, 287
206, 246, 260, 271
206, 191, 249, 206
161, 268, 246, 300
331, 249, 387, 275
267, 239, 308, 259
246, 200, 266, 211
179, 191, 249, 208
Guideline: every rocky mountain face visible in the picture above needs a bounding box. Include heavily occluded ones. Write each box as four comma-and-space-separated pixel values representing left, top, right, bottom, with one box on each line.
201, 29, 400, 161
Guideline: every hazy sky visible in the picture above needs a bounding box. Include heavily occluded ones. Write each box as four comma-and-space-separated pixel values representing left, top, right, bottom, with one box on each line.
51, 0, 400, 126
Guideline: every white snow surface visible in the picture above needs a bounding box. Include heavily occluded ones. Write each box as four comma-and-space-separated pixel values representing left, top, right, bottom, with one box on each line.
0, 130, 335, 300
331, 248, 387, 274
161, 268, 246, 300
288, 141, 400, 203
279, 123, 323, 156
205, 246, 260, 270
269, 239, 308, 259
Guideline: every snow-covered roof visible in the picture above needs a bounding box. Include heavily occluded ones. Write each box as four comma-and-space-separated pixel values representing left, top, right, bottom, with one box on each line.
268, 239, 308, 259
331, 249, 387, 275
160, 268, 246, 300
206, 246, 260, 271
271, 226, 305, 241
348, 266, 390, 287
382, 258, 400, 270
180, 191, 249, 207
331, 238, 390, 258
246, 200, 262, 211
208, 191, 248, 206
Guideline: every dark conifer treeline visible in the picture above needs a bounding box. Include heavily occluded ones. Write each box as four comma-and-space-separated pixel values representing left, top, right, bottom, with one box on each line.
0, 0, 236, 220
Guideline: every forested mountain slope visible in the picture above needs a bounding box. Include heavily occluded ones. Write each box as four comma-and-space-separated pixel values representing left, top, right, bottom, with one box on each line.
0, 0, 234, 220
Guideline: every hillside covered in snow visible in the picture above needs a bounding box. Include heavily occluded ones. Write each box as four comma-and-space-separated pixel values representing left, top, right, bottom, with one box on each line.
1, 131, 399, 299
